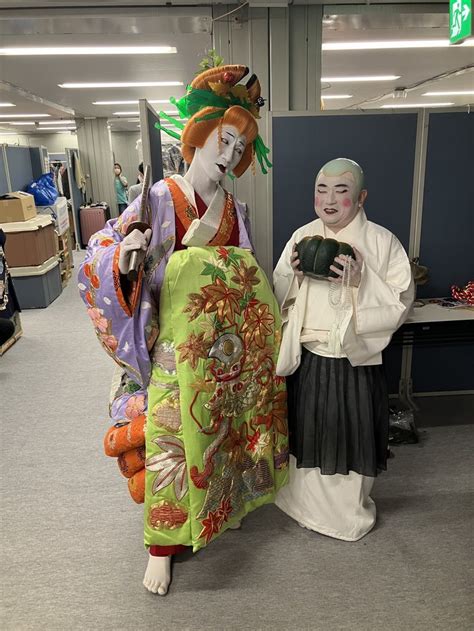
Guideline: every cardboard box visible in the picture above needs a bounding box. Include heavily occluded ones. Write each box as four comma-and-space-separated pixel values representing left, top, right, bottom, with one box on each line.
0, 192, 37, 223
0, 216, 58, 267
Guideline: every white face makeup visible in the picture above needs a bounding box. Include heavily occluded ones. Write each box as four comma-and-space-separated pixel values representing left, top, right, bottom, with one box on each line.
314, 171, 365, 232
195, 124, 247, 183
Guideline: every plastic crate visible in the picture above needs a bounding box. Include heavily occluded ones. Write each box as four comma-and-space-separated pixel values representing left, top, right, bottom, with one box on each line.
10, 256, 62, 309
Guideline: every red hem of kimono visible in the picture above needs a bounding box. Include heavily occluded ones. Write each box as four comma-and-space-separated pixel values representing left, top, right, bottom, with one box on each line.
149, 544, 188, 557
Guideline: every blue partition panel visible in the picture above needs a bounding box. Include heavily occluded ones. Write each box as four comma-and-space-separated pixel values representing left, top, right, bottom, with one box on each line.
0, 148, 9, 196
412, 112, 474, 393
5, 146, 34, 192
29, 147, 45, 179
418, 112, 474, 298
272, 113, 417, 266
147, 108, 164, 184
412, 344, 474, 393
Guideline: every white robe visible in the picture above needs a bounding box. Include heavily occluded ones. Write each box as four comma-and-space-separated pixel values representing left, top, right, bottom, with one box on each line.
273, 210, 414, 541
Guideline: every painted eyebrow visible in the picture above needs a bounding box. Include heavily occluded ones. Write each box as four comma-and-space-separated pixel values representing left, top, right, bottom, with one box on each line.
223, 130, 235, 139
335, 183, 349, 187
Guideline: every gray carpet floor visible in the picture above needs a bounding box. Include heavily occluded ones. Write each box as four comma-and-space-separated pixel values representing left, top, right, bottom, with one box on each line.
1, 252, 472, 631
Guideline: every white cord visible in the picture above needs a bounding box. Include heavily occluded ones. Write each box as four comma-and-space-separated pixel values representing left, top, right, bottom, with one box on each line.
212, 2, 249, 23
327, 259, 352, 356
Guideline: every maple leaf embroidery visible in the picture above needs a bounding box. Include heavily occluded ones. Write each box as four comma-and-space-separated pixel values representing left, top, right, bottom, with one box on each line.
231, 260, 260, 295
241, 303, 275, 349
199, 509, 223, 544
184, 293, 207, 322
176, 332, 211, 370
199, 497, 233, 543
202, 278, 242, 323
272, 390, 288, 436
217, 497, 233, 523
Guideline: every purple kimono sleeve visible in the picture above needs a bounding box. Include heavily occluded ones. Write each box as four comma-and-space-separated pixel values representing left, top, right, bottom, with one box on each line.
77, 198, 158, 389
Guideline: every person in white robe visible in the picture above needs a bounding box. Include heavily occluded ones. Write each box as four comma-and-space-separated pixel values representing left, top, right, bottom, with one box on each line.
274, 158, 414, 541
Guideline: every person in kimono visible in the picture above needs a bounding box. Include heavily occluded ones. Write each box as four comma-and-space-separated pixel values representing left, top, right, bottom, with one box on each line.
78, 64, 287, 596
273, 158, 413, 542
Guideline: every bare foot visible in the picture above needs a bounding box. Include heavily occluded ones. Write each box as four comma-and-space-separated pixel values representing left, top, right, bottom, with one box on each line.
143, 554, 171, 595
228, 520, 242, 530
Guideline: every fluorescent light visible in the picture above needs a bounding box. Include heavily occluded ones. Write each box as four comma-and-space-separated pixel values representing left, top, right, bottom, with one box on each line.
93, 99, 170, 105
322, 76, 400, 82
39, 120, 75, 125
1, 121, 36, 125
423, 90, 474, 96
0, 46, 177, 56
60, 81, 183, 89
323, 39, 474, 51
38, 126, 76, 131
381, 102, 454, 108
0, 132, 19, 135
0, 102, 16, 107
0, 113, 50, 118
113, 110, 178, 116
321, 94, 353, 99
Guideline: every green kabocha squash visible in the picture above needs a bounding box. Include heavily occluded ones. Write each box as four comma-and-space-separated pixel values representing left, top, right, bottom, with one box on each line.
296, 236, 355, 280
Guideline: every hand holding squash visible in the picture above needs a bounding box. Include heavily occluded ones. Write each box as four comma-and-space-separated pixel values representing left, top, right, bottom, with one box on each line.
291, 244, 304, 285
329, 247, 363, 287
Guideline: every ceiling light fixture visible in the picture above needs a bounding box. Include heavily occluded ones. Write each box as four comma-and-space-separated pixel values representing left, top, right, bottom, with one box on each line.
112, 110, 177, 116
322, 76, 400, 82
39, 120, 75, 125
1, 121, 36, 125
423, 90, 474, 96
0, 103, 16, 107
93, 100, 171, 105
59, 81, 183, 89
38, 126, 77, 131
1, 46, 177, 56
322, 39, 474, 51
321, 94, 353, 99
0, 113, 50, 118
380, 102, 454, 108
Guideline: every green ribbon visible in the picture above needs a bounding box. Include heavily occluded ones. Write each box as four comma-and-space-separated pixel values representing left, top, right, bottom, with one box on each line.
154, 86, 272, 174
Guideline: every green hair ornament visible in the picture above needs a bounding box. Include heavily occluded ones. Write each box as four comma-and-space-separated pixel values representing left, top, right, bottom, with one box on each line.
154, 85, 272, 175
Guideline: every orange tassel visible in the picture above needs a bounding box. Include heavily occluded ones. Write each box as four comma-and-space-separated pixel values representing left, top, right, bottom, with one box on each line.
103, 415, 146, 457
128, 469, 145, 504
118, 446, 146, 479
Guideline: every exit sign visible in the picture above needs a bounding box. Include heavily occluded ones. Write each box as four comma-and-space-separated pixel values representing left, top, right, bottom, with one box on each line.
450, 0, 472, 43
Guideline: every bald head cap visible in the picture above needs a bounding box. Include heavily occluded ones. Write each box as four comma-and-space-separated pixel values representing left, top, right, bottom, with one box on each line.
316, 158, 365, 202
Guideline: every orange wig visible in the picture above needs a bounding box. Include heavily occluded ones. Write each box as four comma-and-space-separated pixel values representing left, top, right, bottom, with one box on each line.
181, 105, 258, 178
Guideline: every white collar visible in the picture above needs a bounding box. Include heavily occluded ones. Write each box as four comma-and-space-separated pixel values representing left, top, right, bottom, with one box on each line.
170, 174, 228, 246
323, 208, 367, 240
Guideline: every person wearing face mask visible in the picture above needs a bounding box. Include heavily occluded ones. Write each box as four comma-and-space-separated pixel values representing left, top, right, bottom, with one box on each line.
127, 162, 144, 204
273, 158, 413, 542
78, 64, 287, 596
113, 163, 129, 214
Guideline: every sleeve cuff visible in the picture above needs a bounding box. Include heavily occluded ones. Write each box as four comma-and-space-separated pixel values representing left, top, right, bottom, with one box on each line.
113, 245, 143, 317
